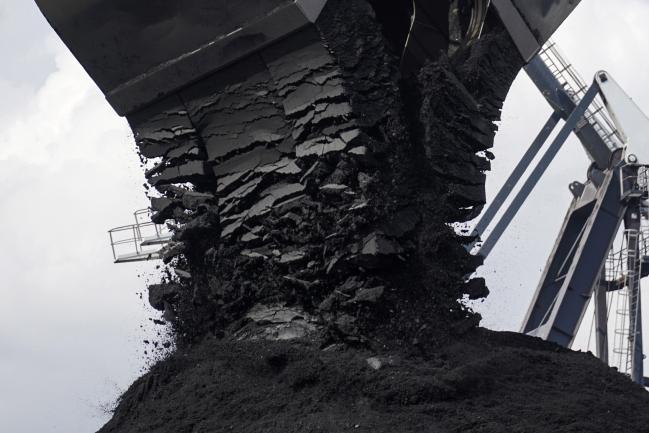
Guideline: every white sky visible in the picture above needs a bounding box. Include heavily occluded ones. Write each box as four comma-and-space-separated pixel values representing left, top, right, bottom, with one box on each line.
0, 1, 160, 432
1, 1, 648, 432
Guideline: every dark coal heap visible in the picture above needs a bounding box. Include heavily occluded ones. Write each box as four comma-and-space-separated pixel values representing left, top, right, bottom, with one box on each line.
101, 330, 649, 433
98, 1, 649, 432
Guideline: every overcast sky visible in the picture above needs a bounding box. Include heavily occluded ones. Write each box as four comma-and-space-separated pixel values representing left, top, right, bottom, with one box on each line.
0, 1, 160, 432
1, 1, 649, 432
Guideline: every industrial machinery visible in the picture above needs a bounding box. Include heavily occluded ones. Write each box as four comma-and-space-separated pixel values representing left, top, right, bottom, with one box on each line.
32, 0, 583, 263
108, 209, 172, 263
33, 0, 580, 116
473, 41, 649, 385
36, 0, 612, 369
41, 0, 633, 380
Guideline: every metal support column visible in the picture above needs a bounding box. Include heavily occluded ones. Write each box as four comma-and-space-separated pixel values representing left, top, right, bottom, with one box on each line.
594, 271, 609, 363
624, 203, 644, 384
525, 54, 616, 170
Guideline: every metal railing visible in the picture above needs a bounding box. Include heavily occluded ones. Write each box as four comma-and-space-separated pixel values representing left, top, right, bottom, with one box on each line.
108, 209, 172, 263
608, 232, 633, 373
606, 227, 647, 374
538, 41, 622, 151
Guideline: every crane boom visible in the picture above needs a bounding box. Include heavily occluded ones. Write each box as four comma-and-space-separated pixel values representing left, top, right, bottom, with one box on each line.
596, 71, 649, 164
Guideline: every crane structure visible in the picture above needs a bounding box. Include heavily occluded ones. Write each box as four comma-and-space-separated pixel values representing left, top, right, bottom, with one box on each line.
473, 41, 649, 385
39, 0, 636, 381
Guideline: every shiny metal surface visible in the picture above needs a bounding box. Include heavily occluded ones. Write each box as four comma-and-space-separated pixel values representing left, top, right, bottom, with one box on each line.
512, 0, 582, 46
34, 0, 327, 115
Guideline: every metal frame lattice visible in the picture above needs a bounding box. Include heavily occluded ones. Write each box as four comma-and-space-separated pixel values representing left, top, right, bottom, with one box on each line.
108, 208, 172, 263
538, 41, 622, 151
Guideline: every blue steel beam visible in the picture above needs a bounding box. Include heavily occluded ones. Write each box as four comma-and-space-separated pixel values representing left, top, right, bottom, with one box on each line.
594, 273, 609, 364
479, 84, 600, 259
473, 112, 561, 239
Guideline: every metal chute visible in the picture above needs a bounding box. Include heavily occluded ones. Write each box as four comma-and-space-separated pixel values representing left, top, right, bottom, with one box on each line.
34, 0, 328, 116
35, 0, 582, 115
401, 0, 581, 75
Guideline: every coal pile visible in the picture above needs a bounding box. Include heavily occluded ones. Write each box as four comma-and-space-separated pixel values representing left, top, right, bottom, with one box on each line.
100, 330, 649, 433
98, 1, 649, 431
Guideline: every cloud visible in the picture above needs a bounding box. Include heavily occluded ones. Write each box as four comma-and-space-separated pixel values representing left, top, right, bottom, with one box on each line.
1, 36, 108, 165
0, 0, 56, 87
0, 21, 162, 433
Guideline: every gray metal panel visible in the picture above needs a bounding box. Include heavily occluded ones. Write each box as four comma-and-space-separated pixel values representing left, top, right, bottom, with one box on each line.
574, 181, 598, 210
107, 5, 314, 116
34, 0, 290, 92
521, 197, 594, 334
596, 71, 649, 165
34, 0, 328, 115
491, 0, 540, 62
538, 168, 626, 347
513, 0, 582, 45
